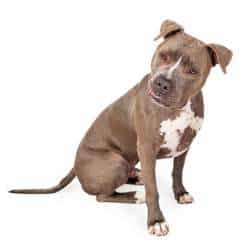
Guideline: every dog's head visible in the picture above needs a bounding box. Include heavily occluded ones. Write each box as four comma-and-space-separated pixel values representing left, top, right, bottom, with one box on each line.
149, 20, 232, 109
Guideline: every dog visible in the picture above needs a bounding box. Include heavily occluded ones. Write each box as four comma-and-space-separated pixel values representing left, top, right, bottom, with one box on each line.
9, 20, 232, 236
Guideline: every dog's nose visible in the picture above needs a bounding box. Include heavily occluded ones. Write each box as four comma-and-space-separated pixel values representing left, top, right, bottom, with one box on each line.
154, 75, 171, 94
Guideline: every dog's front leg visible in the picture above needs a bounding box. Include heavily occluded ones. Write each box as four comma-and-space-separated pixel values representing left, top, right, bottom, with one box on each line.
137, 142, 169, 236
172, 151, 194, 204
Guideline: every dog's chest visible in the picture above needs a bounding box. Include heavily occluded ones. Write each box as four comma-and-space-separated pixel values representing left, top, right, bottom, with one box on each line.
159, 101, 203, 158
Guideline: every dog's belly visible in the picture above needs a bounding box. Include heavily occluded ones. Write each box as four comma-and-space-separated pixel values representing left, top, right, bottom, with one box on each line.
159, 101, 203, 158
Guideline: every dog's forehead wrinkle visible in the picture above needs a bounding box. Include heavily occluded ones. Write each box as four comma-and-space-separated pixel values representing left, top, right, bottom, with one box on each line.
162, 34, 205, 53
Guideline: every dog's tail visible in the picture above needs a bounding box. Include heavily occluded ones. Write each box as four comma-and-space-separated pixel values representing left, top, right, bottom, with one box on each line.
9, 168, 75, 194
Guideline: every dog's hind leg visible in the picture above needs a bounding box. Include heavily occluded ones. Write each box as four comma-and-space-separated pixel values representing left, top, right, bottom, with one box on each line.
75, 149, 145, 203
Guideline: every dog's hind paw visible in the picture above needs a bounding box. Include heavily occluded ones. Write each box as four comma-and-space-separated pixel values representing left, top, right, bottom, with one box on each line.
127, 168, 144, 185
134, 190, 146, 204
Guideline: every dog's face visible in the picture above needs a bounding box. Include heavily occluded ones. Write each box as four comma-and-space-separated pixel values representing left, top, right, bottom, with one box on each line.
148, 20, 232, 109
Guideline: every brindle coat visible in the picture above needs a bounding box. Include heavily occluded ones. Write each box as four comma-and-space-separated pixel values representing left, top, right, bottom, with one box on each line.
10, 20, 232, 236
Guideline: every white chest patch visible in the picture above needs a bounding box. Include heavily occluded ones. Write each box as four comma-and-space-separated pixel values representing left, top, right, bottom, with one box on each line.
160, 101, 203, 157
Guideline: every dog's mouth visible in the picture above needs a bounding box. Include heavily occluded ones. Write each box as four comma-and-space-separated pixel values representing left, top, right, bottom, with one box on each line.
147, 87, 186, 109
147, 88, 163, 104
147, 87, 173, 108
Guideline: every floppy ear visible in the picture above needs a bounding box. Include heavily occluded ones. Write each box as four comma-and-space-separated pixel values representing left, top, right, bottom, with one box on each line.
154, 19, 184, 41
207, 44, 233, 73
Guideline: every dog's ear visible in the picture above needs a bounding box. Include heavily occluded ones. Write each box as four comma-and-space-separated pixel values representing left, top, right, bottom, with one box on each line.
154, 20, 184, 41
207, 44, 233, 74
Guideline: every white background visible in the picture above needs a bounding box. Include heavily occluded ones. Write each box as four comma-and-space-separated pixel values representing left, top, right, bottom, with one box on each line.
0, 0, 249, 240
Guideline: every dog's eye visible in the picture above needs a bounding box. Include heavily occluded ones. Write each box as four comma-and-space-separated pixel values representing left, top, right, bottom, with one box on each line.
159, 52, 171, 63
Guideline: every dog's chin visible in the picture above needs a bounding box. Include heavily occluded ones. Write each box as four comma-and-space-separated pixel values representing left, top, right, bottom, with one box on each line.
148, 90, 179, 109
151, 96, 189, 111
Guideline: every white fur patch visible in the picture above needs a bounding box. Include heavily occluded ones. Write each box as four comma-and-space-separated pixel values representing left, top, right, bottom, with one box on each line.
179, 193, 194, 204
160, 101, 203, 157
167, 57, 182, 79
116, 185, 146, 204
150, 56, 182, 84
148, 221, 169, 236
134, 190, 146, 204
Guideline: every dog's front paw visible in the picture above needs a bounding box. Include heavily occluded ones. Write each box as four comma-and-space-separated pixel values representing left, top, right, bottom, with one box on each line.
178, 193, 194, 204
148, 222, 169, 236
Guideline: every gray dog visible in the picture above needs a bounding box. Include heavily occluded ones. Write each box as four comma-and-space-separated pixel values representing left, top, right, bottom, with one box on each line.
10, 20, 232, 236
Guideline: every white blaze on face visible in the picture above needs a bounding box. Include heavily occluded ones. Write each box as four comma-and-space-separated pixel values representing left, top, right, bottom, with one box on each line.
160, 101, 203, 157
167, 56, 182, 79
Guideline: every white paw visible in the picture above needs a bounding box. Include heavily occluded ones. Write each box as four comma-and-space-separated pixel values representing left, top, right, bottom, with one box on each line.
179, 193, 194, 204
148, 222, 169, 236
134, 190, 146, 204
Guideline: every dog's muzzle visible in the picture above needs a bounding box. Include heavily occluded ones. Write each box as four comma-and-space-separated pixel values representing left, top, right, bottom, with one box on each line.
152, 75, 171, 95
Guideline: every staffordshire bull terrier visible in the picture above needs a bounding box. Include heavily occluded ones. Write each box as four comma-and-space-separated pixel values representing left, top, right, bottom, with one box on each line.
10, 19, 232, 236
